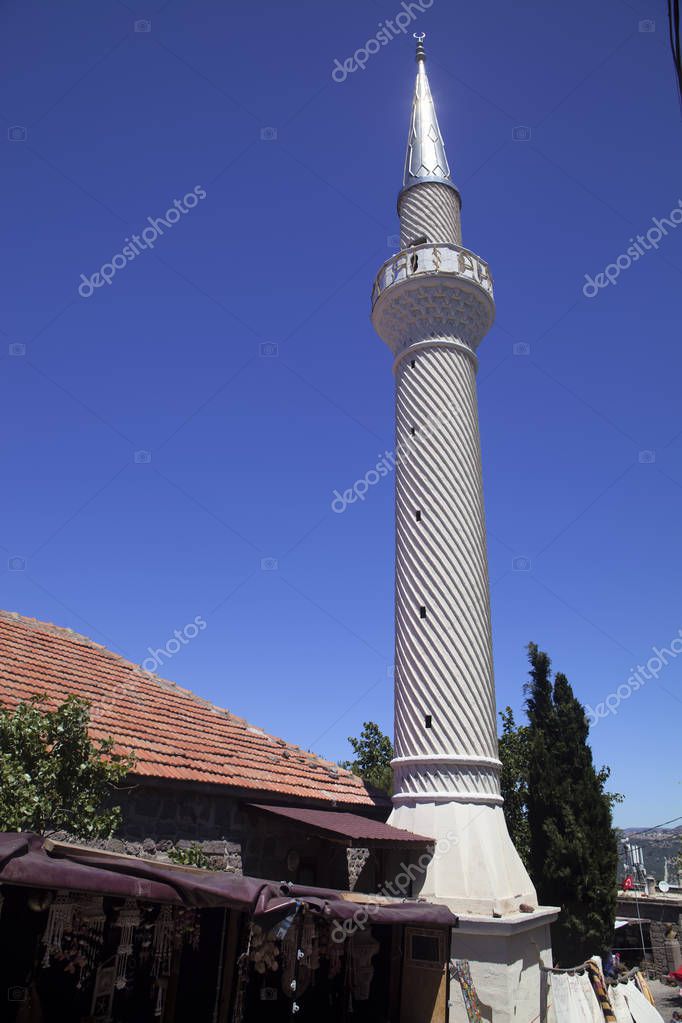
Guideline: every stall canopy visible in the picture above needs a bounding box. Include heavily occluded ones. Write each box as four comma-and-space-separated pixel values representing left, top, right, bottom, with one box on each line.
248, 803, 434, 847
0, 833, 457, 930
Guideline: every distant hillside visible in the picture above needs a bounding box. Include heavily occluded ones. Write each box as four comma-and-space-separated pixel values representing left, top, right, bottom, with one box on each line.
618, 827, 682, 881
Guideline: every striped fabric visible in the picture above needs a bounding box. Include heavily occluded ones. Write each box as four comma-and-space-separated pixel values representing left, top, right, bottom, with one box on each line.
586, 959, 616, 1023
451, 960, 483, 1023
634, 972, 655, 1007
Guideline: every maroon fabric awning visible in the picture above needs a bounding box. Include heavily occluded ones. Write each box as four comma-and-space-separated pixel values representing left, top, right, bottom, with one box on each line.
0, 833, 457, 930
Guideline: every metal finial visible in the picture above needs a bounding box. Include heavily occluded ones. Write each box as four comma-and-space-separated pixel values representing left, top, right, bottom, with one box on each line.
402, 33, 456, 194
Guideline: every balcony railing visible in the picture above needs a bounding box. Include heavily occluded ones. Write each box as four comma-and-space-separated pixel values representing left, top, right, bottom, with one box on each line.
371, 243, 494, 308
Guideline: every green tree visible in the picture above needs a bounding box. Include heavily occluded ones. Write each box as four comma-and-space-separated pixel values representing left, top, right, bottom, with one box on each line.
498, 706, 531, 867
525, 643, 618, 965
0, 695, 135, 838
341, 721, 393, 794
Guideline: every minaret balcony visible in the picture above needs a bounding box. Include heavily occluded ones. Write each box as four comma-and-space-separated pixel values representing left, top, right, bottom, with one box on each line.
371, 242, 495, 358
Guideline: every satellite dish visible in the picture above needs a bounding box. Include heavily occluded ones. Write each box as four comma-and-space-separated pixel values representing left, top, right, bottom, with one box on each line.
659, 881, 670, 893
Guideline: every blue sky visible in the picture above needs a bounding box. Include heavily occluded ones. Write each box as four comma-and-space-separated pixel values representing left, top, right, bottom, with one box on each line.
1, 0, 680, 828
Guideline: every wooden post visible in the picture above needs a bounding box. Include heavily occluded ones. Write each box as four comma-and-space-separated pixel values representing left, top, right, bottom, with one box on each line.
216, 911, 242, 1023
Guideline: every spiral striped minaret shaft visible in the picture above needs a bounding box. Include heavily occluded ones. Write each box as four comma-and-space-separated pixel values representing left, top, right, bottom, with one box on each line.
371, 36, 537, 914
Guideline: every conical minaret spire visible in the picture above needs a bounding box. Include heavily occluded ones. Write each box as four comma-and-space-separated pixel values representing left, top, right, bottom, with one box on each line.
402, 34, 455, 191
397, 35, 462, 251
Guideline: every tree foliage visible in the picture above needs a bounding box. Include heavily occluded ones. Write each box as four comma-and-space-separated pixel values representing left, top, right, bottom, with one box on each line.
0, 695, 135, 838
498, 706, 531, 867
341, 721, 393, 795
168, 843, 217, 870
524, 643, 618, 965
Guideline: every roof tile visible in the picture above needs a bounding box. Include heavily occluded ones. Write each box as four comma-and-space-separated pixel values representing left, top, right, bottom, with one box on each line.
0, 611, 379, 807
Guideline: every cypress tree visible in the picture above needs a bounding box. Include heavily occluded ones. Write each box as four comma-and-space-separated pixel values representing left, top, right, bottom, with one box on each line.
498, 707, 531, 868
525, 644, 617, 965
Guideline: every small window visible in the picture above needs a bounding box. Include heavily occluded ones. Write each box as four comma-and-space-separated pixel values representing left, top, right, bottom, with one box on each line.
419, 606, 426, 619
424, 714, 432, 729
410, 426, 416, 436
415, 510, 421, 522
410, 359, 416, 368
408, 930, 445, 969
410, 252, 419, 273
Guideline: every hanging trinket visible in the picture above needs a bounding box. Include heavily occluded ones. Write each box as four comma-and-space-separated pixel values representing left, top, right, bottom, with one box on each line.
152, 905, 175, 978
349, 928, 379, 1001
250, 924, 279, 974
113, 899, 141, 990
74, 895, 106, 988
41, 892, 75, 967
154, 976, 168, 1018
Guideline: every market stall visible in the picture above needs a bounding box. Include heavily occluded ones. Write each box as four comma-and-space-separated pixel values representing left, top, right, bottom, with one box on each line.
0, 833, 457, 1022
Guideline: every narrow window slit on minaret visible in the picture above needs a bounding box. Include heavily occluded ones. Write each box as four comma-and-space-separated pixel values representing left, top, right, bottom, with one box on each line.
419, 606, 426, 619
410, 426, 416, 436
410, 252, 419, 272
424, 714, 432, 729
415, 510, 422, 522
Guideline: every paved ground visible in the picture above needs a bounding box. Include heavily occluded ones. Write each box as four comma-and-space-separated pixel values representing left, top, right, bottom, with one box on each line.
650, 978, 682, 1017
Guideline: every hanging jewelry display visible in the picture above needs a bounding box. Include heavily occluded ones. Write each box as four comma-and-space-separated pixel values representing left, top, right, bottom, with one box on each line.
138, 904, 156, 964
325, 923, 345, 980
153, 976, 168, 1018
281, 911, 313, 1001
231, 923, 254, 1023
151, 905, 175, 978
349, 928, 379, 1001
280, 916, 298, 998
113, 899, 141, 990
57, 895, 107, 988
75, 896, 106, 987
91, 963, 116, 1023
175, 906, 201, 952
250, 924, 279, 974
41, 892, 75, 966
300, 915, 319, 971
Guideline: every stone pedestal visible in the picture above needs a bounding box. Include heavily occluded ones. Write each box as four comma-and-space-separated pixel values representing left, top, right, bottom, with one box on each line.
390, 799, 559, 1021
447, 912, 557, 1023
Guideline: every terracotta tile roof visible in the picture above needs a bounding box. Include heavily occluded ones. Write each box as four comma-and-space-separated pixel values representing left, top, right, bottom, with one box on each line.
0, 611, 380, 808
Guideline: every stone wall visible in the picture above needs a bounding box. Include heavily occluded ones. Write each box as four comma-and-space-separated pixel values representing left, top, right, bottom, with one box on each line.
71, 781, 384, 893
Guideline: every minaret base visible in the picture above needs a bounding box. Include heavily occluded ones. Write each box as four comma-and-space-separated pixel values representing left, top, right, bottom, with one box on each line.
389, 799, 538, 915
389, 799, 559, 1022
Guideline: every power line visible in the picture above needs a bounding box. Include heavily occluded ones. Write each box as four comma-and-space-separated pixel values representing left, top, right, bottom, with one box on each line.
634, 815, 682, 836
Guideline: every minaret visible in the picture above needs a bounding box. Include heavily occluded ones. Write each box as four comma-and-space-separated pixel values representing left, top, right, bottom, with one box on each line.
371, 35, 537, 917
